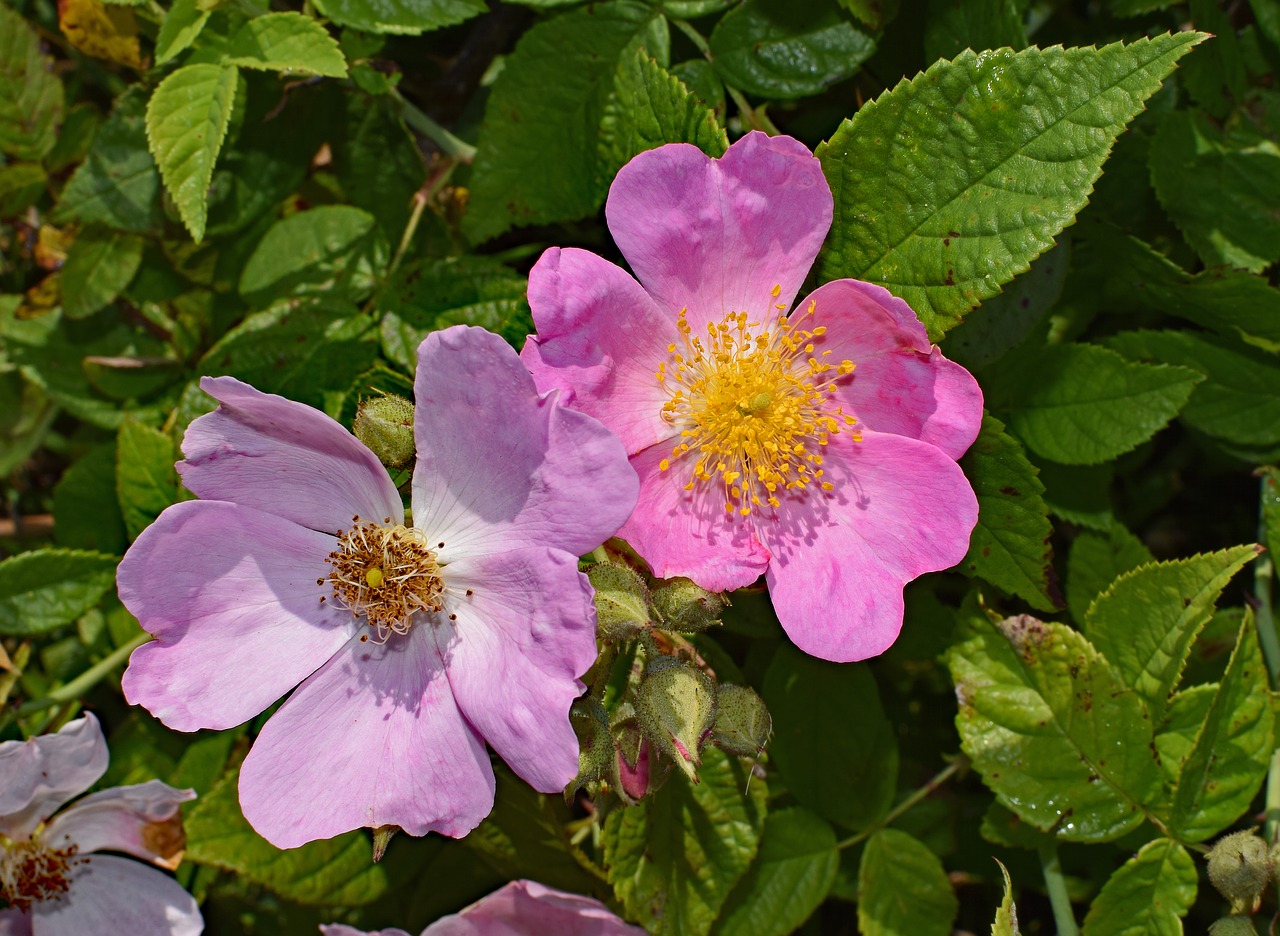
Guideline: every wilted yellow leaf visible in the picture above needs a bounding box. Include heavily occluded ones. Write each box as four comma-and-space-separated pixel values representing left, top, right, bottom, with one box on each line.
58, 0, 147, 70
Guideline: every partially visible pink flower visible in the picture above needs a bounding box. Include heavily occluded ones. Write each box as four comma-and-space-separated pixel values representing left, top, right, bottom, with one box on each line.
118, 326, 639, 848
0, 714, 201, 936
522, 132, 983, 663
320, 879, 644, 936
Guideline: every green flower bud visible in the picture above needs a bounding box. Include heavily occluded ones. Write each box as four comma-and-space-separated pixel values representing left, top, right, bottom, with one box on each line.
565, 698, 613, 802
651, 577, 728, 632
353, 394, 416, 469
1209, 917, 1258, 936
1207, 830, 1272, 914
586, 561, 653, 641
635, 655, 717, 782
611, 715, 654, 805
709, 684, 772, 758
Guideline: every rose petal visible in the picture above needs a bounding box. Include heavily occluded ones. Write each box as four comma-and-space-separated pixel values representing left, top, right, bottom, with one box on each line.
319, 927, 412, 936
412, 326, 638, 560
30, 855, 202, 936
238, 629, 494, 848
605, 132, 832, 335
801, 279, 983, 459
425, 880, 646, 936
760, 429, 979, 662
441, 548, 596, 793
0, 909, 32, 936
0, 715, 106, 840
119, 500, 358, 732
44, 781, 194, 869
619, 444, 769, 593
179, 376, 402, 535
523, 247, 676, 454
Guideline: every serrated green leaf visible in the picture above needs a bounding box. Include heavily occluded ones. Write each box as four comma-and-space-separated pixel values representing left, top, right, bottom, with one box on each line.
923, 0, 1026, 64
146, 63, 239, 242
762, 643, 896, 831
116, 417, 179, 541
0, 4, 64, 161
1166, 613, 1273, 842
605, 747, 766, 936
331, 92, 428, 240
465, 1, 668, 243
185, 767, 389, 905
708, 0, 875, 100
950, 613, 1161, 841
239, 205, 385, 308
52, 444, 128, 554
225, 13, 348, 77
0, 548, 117, 635
1262, 467, 1280, 567
857, 828, 957, 936
1065, 524, 1153, 624
1084, 545, 1260, 723
155, 0, 211, 64
815, 33, 1207, 337
960, 413, 1058, 612
606, 49, 728, 168
1080, 838, 1196, 936
992, 859, 1020, 936
1154, 684, 1216, 785
717, 807, 837, 936
312, 0, 484, 34
984, 342, 1201, 466
60, 228, 144, 320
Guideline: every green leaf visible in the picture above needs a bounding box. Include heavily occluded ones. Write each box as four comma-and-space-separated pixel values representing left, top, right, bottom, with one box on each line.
185, 767, 389, 906
950, 613, 1161, 841
762, 643, 896, 831
815, 33, 1207, 337
1180, 0, 1246, 118
116, 417, 179, 541
60, 228, 145, 320
857, 829, 958, 936
330, 92, 428, 241
225, 13, 348, 77
0, 4, 64, 161
53, 444, 128, 554
923, 0, 1026, 64
606, 49, 728, 167
1065, 524, 1153, 624
1079, 838, 1196, 936
992, 860, 1020, 936
708, 0, 875, 100
1166, 613, 1274, 842
716, 807, 838, 936
312, 0, 484, 33
0, 162, 47, 217
605, 747, 767, 936
155, 0, 211, 64
465, 1, 667, 243
1262, 467, 1280, 568
959, 413, 1059, 612
983, 342, 1201, 466
145, 63, 240, 242
239, 205, 385, 308
1083, 545, 1260, 723
0, 548, 117, 636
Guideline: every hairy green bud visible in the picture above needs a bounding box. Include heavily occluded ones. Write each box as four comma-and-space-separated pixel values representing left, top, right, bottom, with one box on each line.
586, 561, 653, 641
353, 394, 415, 469
1207, 830, 1271, 914
635, 655, 716, 781
709, 684, 772, 758
651, 577, 728, 632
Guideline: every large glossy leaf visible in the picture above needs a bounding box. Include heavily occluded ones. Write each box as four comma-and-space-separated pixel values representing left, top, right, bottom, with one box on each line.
1079, 838, 1196, 936
0, 548, 117, 635
0, 4, 64, 161
857, 829, 958, 936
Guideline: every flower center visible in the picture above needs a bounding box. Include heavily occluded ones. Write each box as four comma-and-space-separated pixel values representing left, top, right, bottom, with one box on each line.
655, 296, 858, 517
0, 835, 79, 913
324, 517, 445, 641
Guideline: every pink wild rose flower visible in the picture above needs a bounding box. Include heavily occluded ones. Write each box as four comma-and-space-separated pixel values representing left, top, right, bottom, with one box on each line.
117, 325, 638, 848
320, 879, 645, 935
0, 713, 201, 936
522, 132, 983, 663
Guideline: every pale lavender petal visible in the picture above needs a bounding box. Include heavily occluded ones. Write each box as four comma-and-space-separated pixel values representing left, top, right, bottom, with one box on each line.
761, 430, 978, 662
619, 444, 769, 593
238, 628, 494, 849
425, 880, 645, 936
119, 500, 358, 732
412, 326, 638, 560
605, 132, 832, 336
43, 781, 194, 868
30, 855, 202, 936
0, 909, 32, 936
801, 279, 983, 459
0, 715, 106, 840
523, 247, 676, 454
179, 376, 402, 535
319, 927, 411, 936
441, 548, 597, 793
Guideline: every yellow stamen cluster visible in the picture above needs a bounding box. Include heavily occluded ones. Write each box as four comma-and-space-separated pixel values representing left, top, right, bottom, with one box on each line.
324, 517, 445, 642
0, 834, 80, 913
655, 295, 858, 517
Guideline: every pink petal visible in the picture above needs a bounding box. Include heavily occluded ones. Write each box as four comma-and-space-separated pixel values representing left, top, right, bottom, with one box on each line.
30, 855, 202, 936
801, 279, 983, 459
319, 927, 412, 936
412, 326, 638, 560
238, 629, 494, 848
760, 429, 978, 662
178, 376, 402, 535
0, 715, 106, 840
43, 781, 194, 869
425, 880, 645, 936
618, 444, 769, 593
523, 247, 676, 454
441, 548, 597, 793
119, 500, 358, 732
605, 132, 832, 336
0, 910, 32, 936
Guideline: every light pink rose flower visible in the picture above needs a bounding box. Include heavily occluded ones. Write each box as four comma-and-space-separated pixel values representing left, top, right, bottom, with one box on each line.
0, 714, 201, 936
118, 326, 638, 848
522, 132, 983, 662
320, 879, 644, 935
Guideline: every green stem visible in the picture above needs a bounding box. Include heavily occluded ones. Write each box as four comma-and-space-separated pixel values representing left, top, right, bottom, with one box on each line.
1037, 840, 1079, 936
670, 19, 779, 136
384, 188, 430, 285
390, 89, 477, 163
1256, 474, 1280, 843
16, 633, 150, 716
836, 757, 966, 850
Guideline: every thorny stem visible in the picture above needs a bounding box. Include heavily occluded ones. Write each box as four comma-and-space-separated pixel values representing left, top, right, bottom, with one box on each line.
835, 756, 966, 850
669, 20, 780, 136
1038, 840, 1079, 936
15, 632, 150, 716
390, 89, 477, 163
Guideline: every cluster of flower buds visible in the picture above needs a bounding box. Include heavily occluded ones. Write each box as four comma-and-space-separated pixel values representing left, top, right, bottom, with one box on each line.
1204, 829, 1279, 931
568, 554, 772, 805
353, 392, 416, 469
